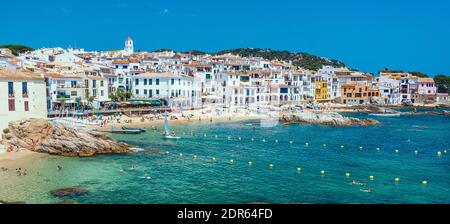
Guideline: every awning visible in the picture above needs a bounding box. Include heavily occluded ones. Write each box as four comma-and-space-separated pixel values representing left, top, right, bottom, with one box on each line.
201, 95, 222, 100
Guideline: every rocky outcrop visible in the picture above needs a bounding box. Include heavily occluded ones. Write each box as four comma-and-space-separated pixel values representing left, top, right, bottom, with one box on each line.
50, 187, 89, 197
2, 118, 132, 156
0, 200, 27, 204
281, 111, 379, 126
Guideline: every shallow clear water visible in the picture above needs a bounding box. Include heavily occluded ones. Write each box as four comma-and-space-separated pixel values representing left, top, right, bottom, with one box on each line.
1, 113, 449, 204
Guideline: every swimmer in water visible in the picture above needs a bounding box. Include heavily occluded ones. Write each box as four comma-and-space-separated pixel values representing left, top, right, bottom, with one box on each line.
57, 165, 62, 171
130, 165, 136, 171
360, 188, 374, 193
352, 180, 368, 186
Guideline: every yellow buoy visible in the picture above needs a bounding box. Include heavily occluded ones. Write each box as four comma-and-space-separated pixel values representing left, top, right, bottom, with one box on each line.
359, 146, 363, 150
248, 161, 253, 166
422, 180, 428, 185
437, 151, 442, 157
345, 172, 350, 177
320, 170, 325, 175
166, 151, 170, 154
229, 159, 234, 164
289, 141, 293, 144
376, 147, 380, 151
193, 155, 197, 159
179, 153, 183, 157
269, 164, 273, 169
414, 150, 418, 155
340, 145, 344, 148
305, 142, 309, 146
369, 175, 374, 180
395, 149, 399, 153
297, 167, 301, 172
395, 177, 400, 183
444, 150, 447, 154
212, 157, 216, 161
238, 137, 241, 140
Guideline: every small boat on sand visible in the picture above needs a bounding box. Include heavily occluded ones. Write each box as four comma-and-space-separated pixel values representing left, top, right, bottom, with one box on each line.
122, 126, 146, 132
368, 113, 401, 117
105, 125, 144, 134
108, 129, 144, 134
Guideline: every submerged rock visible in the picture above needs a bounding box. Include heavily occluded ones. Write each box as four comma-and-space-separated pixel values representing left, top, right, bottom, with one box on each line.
0, 200, 27, 204
2, 118, 132, 156
280, 111, 379, 126
50, 187, 89, 197
56, 200, 78, 204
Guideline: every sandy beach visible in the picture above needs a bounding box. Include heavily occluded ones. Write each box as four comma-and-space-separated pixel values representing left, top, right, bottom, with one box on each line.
0, 150, 46, 169
92, 108, 271, 132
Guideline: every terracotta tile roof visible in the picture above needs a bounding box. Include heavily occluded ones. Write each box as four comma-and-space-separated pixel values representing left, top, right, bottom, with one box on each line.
0, 68, 44, 80
418, 78, 434, 83
44, 73, 80, 79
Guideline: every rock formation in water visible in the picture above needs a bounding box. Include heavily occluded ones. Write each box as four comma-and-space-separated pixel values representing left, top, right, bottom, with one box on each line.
280, 111, 379, 126
2, 118, 131, 156
50, 187, 89, 197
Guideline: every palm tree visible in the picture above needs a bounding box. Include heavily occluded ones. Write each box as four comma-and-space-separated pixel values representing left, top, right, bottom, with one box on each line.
57, 98, 66, 117
87, 96, 95, 109
75, 97, 82, 112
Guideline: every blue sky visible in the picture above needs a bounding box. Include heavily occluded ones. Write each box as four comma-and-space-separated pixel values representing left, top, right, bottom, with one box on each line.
1, 0, 449, 75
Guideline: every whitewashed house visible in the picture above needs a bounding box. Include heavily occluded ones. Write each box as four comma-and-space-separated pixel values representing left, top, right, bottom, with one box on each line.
131, 72, 199, 109
0, 68, 47, 131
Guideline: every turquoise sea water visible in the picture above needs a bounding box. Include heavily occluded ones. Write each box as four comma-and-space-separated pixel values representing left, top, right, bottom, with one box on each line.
1, 113, 449, 204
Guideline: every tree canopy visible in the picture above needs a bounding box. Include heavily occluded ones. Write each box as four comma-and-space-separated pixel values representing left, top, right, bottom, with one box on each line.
434, 74, 450, 93
0, 45, 34, 56
215, 48, 345, 71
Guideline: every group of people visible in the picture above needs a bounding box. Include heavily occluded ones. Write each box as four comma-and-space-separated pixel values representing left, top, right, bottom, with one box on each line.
15, 168, 27, 176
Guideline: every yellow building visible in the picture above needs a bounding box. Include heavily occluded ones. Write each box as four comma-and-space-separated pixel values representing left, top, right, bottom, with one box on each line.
314, 80, 329, 101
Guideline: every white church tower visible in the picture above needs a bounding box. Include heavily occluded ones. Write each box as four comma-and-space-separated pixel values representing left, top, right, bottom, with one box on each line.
124, 36, 134, 54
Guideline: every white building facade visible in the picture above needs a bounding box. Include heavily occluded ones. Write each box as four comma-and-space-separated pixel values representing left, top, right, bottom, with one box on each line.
0, 68, 47, 131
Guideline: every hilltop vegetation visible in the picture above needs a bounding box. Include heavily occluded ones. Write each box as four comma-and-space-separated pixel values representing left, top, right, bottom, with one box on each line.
379, 68, 429, 78
215, 48, 345, 71
434, 74, 450, 93
0, 45, 34, 56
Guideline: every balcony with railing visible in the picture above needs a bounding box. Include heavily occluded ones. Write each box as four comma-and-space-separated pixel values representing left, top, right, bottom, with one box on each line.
56, 94, 71, 100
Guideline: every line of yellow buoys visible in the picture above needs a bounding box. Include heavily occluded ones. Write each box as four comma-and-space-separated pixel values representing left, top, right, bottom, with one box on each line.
166, 150, 432, 186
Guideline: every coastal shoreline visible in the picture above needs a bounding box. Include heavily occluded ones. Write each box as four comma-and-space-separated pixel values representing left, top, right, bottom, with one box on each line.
0, 150, 47, 169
